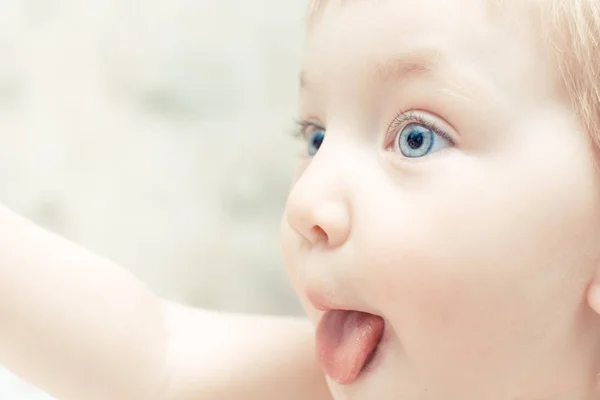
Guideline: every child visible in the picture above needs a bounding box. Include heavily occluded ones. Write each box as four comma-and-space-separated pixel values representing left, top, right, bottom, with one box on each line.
3, 0, 600, 399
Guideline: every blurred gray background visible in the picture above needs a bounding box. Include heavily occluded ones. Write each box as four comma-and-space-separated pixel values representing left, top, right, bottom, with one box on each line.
0, 0, 309, 397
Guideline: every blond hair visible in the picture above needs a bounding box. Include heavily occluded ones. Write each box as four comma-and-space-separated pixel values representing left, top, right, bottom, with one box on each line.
542, 0, 600, 146
306, 0, 600, 146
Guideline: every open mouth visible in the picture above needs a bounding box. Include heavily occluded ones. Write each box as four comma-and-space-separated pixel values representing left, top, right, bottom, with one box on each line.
315, 310, 385, 385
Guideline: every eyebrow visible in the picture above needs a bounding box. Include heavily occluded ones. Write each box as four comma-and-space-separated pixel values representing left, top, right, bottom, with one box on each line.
299, 49, 442, 90
375, 49, 441, 82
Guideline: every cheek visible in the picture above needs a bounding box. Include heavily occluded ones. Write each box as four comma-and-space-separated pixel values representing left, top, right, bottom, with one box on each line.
280, 217, 302, 296
356, 148, 600, 379
280, 214, 322, 322
360, 213, 538, 375
280, 160, 310, 293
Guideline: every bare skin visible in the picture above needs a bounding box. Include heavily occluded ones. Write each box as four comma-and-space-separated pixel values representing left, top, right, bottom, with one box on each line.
282, 0, 600, 399
0, 204, 331, 400
5, 1, 600, 400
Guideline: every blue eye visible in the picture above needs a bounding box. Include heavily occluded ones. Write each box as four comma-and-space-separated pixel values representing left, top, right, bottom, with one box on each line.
307, 129, 325, 156
395, 123, 451, 158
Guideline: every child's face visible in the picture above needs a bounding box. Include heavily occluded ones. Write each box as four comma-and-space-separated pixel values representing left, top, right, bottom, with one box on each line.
281, 0, 600, 399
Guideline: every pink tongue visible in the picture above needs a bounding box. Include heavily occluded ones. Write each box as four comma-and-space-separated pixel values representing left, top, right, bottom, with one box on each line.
315, 310, 385, 385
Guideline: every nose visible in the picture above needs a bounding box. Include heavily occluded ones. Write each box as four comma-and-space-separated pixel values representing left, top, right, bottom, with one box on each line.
285, 157, 352, 248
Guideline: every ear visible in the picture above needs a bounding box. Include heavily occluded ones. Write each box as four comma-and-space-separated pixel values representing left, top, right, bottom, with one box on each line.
587, 270, 600, 315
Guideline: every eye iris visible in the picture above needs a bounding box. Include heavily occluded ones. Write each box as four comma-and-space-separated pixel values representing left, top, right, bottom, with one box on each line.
308, 130, 325, 156
398, 124, 434, 158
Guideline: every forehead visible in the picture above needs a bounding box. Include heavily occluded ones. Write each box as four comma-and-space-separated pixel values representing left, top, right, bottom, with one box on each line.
309, 0, 513, 24
306, 0, 526, 65
302, 0, 548, 104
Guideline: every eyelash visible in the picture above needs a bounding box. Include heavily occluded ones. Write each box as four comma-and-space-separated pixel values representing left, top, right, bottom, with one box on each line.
292, 119, 324, 139
386, 110, 454, 147
292, 111, 454, 147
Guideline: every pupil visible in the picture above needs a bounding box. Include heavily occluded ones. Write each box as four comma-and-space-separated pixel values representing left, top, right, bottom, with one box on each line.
407, 131, 424, 149
312, 132, 324, 149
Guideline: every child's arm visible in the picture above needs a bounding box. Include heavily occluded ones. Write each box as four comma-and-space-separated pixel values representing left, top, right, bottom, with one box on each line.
163, 303, 332, 400
0, 204, 331, 400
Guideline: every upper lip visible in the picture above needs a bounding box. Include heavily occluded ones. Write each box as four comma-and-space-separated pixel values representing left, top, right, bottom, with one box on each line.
306, 285, 392, 357
305, 285, 380, 316
306, 287, 336, 311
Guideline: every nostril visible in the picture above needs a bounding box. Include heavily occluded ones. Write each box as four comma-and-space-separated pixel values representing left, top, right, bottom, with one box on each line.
311, 225, 328, 243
